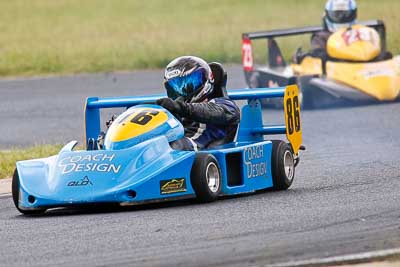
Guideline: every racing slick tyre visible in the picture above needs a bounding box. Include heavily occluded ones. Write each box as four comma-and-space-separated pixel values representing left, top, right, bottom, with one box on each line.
190, 154, 222, 203
298, 76, 316, 109
271, 140, 295, 190
249, 72, 261, 89
301, 86, 316, 110
12, 169, 46, 215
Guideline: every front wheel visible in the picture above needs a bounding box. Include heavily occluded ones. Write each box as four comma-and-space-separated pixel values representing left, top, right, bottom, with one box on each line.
12, 169, 46, 215
190, 154, 222, 203
271, 141, 296, 190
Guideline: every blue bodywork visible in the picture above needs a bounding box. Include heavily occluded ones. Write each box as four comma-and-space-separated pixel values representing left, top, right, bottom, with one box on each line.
15, 88, 289, 211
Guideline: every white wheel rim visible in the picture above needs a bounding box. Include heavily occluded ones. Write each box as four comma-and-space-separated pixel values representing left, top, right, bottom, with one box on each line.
283, 150, 295, 181
206, 162, 220, 193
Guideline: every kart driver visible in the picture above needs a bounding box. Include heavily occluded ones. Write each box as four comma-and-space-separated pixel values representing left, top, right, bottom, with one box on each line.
295, 0, 357, 62
156, 56, 240, 151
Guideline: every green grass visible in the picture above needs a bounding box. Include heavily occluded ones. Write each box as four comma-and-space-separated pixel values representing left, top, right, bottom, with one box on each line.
0, 0, 399, 76
0, 145, 62, 179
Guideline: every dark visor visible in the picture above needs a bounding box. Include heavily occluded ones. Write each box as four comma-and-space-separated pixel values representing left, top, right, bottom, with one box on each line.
165, 68, 207, 99
326, 9, 357, 23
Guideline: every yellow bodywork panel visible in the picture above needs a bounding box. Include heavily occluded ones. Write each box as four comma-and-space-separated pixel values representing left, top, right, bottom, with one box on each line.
284, 85, 302, 155
327, 59, 400, 101
327, 25, 381, 62
291, 56, 322, 76
107, 108, 168, 142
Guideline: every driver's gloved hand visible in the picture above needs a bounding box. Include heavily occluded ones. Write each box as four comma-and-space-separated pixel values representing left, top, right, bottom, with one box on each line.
156, 98, 188, 117
310, 48, 328, 60
97, 131, 105, 150
293, 47, 305, 64
106, 115, 116, 128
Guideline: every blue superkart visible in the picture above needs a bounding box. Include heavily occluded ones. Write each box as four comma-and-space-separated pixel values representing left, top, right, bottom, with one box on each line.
12, 65, 303, 215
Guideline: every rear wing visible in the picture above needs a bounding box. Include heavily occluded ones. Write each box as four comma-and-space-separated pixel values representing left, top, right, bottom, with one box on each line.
241, 20, 386, 72
84, 85, 302, 154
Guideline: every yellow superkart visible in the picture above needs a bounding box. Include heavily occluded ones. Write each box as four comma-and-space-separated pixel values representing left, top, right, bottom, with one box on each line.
242, 20, 400, 108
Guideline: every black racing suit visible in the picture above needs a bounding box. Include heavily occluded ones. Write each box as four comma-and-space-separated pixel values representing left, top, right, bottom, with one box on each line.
171, 97, 240, 151
311, 31, 331, 51
293, 30, 332, 75
294, 30, 331, 64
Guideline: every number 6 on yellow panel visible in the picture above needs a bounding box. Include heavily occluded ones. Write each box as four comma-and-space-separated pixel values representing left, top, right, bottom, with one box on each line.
284, 85, 302, 155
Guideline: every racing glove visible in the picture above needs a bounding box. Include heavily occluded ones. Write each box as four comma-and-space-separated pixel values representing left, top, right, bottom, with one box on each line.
156, 98, 188, 117
97, 131, 105, 150
157, 98, 239, 125
106, 115, 117, 128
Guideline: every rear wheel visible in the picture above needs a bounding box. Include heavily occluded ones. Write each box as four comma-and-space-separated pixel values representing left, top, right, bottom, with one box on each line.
12, 169, 46, 215
248, 72, 260, 89
300, 86, 314, 109
271, 141, 295, 190
298, 77, 316, 109
190, 154, 222, 202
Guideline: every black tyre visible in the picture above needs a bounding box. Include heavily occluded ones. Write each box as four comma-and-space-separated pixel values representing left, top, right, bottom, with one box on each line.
298, 77, 315, 110
12, 169, 46, 215
190, 154, 222, 203
271, 141, 295, 190
248, 72, 260, 88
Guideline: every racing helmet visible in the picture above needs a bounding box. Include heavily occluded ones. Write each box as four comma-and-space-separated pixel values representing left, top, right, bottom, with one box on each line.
324, 0, 357, 32
163, 56, 214, 103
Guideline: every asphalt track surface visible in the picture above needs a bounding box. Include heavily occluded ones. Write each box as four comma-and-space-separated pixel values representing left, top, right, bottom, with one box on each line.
1, 66, 400, 266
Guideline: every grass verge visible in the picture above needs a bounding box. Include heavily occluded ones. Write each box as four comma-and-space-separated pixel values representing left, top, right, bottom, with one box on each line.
0, 145, 62, 179
0, 0, 399, 76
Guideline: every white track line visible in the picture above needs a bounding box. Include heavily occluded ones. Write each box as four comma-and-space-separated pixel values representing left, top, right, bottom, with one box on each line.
0, 178, 11, 196
269, 248, 400, 267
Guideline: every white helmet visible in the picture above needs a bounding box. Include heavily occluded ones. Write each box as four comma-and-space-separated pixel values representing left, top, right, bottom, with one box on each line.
324, 0, 357, 32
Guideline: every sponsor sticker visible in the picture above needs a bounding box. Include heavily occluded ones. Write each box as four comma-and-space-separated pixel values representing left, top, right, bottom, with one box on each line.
160, 178, 187, 194
67, 176, 93, 187
359, 68, 395, 78
244, 145, 267, 179
58, 153, 122, 175
341, 27, 379, 47
167, 118, 179, 128
165, 69, 181, 79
